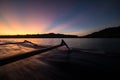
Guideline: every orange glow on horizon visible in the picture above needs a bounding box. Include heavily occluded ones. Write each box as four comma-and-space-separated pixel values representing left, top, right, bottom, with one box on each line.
0, 6, 82, 36
0, 11, 52, 35
0, 2, 82, 36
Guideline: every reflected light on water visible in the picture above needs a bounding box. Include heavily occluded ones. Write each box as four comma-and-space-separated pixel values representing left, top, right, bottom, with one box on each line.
0, 38, 120, 59
0, 38, 61, 58
0, 44, 35, 58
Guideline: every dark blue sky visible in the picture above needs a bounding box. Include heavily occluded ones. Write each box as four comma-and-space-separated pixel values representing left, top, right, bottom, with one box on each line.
0, 0, 120, 35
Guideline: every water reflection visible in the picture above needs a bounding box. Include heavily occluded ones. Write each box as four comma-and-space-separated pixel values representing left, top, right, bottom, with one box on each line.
0, 42, 35, 58
0, 38, 120, 58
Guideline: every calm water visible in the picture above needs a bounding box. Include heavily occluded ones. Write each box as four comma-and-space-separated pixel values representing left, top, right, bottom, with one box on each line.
0, 38, 120, 53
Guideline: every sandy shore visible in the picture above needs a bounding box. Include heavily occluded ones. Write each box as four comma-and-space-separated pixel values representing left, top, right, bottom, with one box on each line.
0, 47, 120, 80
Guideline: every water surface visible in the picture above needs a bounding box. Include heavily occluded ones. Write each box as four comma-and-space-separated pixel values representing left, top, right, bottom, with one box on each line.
0, 38, 120, 53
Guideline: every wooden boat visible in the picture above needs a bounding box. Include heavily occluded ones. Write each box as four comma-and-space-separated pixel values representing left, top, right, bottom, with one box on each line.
0, 39, 120, 80
0, 40, 70, 66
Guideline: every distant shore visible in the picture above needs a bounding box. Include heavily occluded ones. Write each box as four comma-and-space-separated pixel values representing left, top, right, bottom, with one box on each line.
0, 33, 80, 38
1, 26, 120, 38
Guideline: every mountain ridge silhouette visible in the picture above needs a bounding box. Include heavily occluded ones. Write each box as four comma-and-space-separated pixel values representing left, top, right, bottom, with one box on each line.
84, 26, 120, 38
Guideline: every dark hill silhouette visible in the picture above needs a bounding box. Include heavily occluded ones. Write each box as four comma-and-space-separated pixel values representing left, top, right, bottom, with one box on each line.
0, 33, 79, 38
84, 26, 120, 38
1, 26, 120, 38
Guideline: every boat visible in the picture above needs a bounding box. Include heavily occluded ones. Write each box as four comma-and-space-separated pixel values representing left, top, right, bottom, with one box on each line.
0, 40, 70, 66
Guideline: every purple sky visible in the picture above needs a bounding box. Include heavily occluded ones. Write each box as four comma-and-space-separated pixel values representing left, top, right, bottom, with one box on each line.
0, 0, 120, 35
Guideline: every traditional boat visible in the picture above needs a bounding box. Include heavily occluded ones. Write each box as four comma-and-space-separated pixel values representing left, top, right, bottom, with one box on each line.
0, 40, 70, 66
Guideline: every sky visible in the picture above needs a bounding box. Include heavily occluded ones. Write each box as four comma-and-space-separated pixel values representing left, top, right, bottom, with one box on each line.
0, 0, 120, 36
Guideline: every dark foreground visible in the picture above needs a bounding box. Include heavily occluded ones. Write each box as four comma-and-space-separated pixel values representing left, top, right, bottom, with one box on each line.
0, 47, 120, 80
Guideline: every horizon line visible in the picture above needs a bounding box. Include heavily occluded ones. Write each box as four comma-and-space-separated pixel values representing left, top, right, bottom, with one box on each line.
0, 33, 80, 36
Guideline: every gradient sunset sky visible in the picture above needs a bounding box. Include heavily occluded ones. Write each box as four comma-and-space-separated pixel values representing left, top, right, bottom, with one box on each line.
0, 0, 120, 36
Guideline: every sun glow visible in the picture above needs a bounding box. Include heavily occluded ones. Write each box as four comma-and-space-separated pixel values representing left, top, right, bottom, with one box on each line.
0, 12, 51, 35
0, 0, 84, 36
